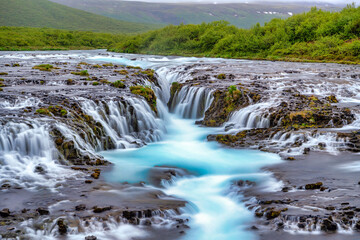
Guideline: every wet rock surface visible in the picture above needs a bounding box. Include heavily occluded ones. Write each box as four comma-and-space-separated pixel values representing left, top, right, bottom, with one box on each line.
0, 52, 186, 239
169, 60, 360, 238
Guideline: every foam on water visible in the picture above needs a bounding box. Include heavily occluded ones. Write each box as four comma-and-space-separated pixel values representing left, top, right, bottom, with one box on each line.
102, 116, 282, 240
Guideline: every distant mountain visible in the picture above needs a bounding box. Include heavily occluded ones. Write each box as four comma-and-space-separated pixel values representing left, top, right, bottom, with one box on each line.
49, 0, 341, 29
0, 0, 162, 34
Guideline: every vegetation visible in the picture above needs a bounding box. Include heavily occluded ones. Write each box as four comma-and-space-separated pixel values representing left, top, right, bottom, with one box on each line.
0, 27, 124, 50
71, 70, 89, 76
170, 82, 182, 96
32, 64, 56, 71
110, 5, 360, 64
130, 85, 157, 113
111, 80, 126, 88
0, 0, 161, 34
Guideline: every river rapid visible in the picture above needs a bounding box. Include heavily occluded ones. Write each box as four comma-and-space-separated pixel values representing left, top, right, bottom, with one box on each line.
2, 50, 360, 240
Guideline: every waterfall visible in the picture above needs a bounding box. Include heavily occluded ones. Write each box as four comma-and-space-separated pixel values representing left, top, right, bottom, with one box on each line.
0, 120, 76, 189
170, 86, 214, 119
225, 102, 272, 131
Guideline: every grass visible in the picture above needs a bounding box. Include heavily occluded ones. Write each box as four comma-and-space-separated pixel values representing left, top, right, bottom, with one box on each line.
32, 64, 55, 71
71, 70, 89, 76
0, 0, 161, 34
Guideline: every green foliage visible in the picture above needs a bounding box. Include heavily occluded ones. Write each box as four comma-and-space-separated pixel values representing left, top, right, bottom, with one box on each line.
217, 74, 226, 79
228, 85, 237, 94
71, 70, 89, 76
111, 6, 360, 64
111, 80, 126, 88
0, 0, 161, 34
32, 64, 54, 71
170, 82, 182, 96
36, 108, 50, 115
130, 85, 157, 113
92, 81, 99, 85
0, 26, 124, 50
0, 72, 8, 75
60, 109, 67, 116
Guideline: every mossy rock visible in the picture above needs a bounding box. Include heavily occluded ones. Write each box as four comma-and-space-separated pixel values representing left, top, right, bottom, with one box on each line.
32, 64, 57, 71
130, 85, 157, 114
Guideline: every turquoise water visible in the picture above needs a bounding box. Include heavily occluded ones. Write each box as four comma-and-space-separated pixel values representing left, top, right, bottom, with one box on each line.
102, 115, 282, 240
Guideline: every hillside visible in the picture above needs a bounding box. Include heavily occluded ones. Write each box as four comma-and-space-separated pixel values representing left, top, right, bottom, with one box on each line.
110, 5, 360, 64
0, 0, 162, 34
50, 0, 341, 29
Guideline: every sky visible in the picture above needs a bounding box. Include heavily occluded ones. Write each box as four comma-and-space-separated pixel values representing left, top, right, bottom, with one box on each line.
122, 0, 359, 4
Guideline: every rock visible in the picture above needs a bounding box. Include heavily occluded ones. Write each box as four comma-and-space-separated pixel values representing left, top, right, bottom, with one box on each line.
355, 221, 360, 230
91, 169, 101, 179
282, 187, 291, 192
0, 208, 10, 217
85, 180, 93, 184
143, 219, 151, 226
34, 165, 46, 174
123, 211, 137, 220
36, 208, 49, 215
85, 236, 97, 240
265, 210, 281, 219
250, 225, 259, 230
303, 147, 310, 154
93, 206, 111, 213
298, 223, 306, 228
321, 218, 337, 232
1, 183, 11, 189
305, 182, 323, 190
57, 218, 67, 235
75, 204, 86, 211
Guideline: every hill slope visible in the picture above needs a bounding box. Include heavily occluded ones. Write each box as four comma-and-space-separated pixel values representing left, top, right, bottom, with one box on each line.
50, 0, 341, 29
0, 0, 162, 33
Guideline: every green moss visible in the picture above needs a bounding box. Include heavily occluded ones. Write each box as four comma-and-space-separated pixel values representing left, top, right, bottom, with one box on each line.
36, 108, 50, 115
92, 81, 99, 86
40, 80, 45, 85
71, 70, 89, 76
130, 85, 157, 113
217, 73, 226, 79
60, 109, 67, 116
32, 64, 54, 71
0, 72, 8, 75
126, 66, 141, 69
92, 64, 102, 68
115, 69, 128, 75
170, 82, 182, 96
0, 88, 3, 91
141, 69, 156, 81
12, 63, 20, 67
111, 80, 125, 88
102, 63, 113, 67
0, 78, 4, 81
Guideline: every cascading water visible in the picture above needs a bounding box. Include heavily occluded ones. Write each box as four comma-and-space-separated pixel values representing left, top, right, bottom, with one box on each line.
170, 86, 214, 119
225, 102, 272, 132
0, 120, 76, 189
3, 51, 360, 240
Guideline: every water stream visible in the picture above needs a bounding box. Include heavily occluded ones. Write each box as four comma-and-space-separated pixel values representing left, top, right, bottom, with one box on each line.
95, 55, 282, 239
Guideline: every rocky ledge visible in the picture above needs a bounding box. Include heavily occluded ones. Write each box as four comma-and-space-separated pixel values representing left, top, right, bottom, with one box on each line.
0, 58, 187, 239
169, 60, 360, 238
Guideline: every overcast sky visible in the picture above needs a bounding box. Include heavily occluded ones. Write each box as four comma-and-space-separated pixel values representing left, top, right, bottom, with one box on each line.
122, 0, 359, 4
